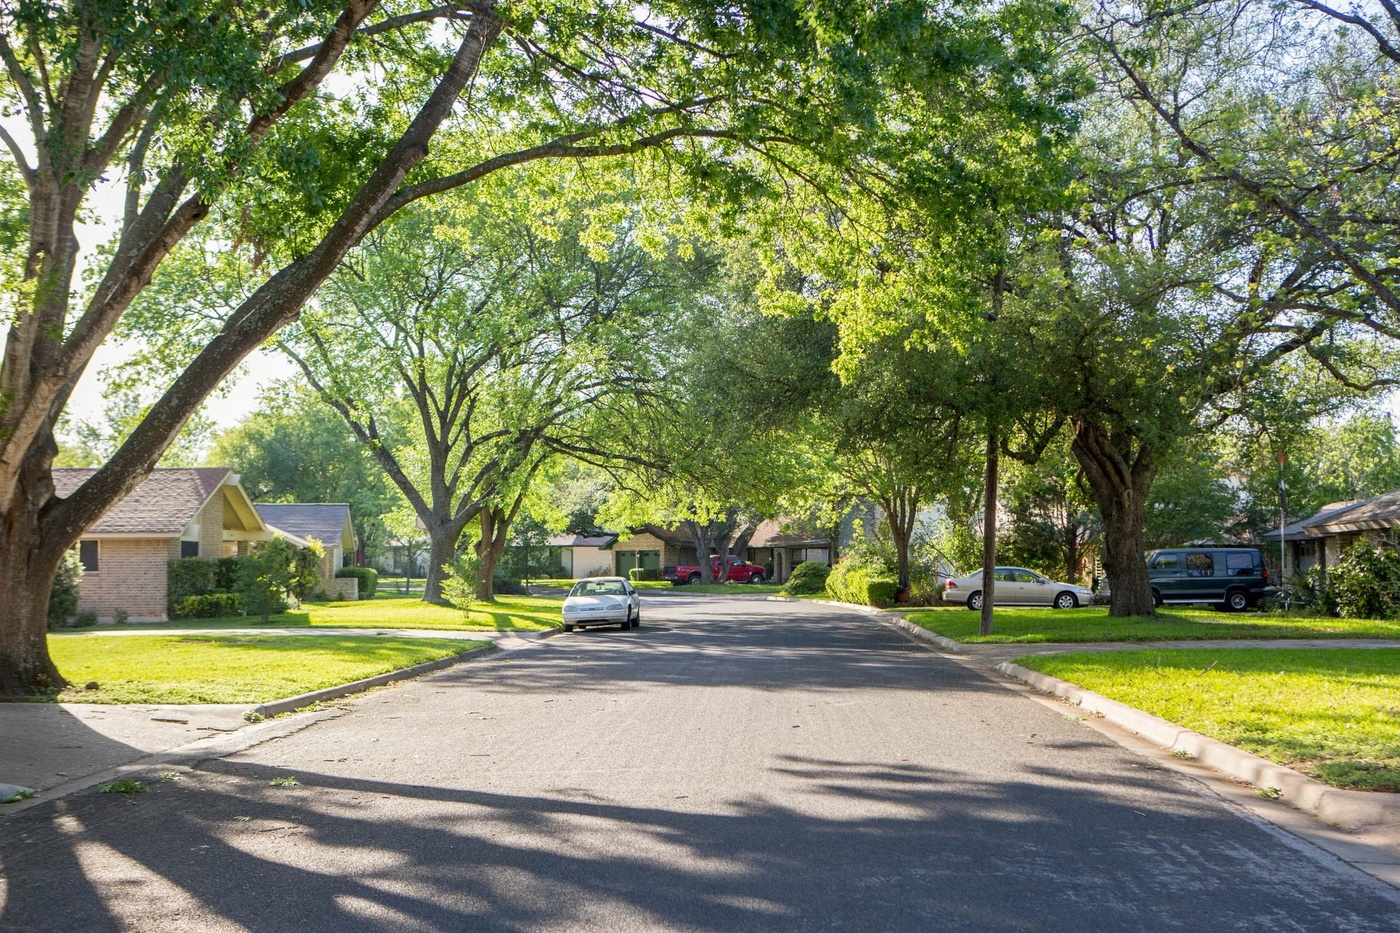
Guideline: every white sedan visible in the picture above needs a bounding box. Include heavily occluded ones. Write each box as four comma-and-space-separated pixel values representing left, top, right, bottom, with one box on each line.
562, 577, 642, 632
944, 567, 1094, 611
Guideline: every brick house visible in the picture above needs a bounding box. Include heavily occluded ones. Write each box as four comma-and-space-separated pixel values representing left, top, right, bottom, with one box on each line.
54, 468, 358, 620
54, 468, 270, 621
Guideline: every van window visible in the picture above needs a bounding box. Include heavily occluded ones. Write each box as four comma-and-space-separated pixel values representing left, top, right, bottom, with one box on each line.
1149, 553, 1178, 571
1185, 553, 1215, 577
1225, 552, 1256, 576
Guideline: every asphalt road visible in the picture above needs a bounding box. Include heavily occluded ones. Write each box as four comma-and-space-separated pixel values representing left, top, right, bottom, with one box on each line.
2, 593, 1398, 932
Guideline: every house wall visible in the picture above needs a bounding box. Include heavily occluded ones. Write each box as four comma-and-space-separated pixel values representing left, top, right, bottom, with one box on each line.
569, 546, 613, 578
197, 490, 225, 558
77, 538, 171, 621
612, 532, 677, 574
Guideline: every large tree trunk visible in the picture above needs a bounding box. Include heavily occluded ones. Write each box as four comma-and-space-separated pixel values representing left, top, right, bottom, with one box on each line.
1064, 523, 1080, 585
475, 506, 511, 602
423, 522, 467, 604
683, 521, 718, 583
980, 425, 999, 636
0, 445, 69, 694
1071, 419, 1158, 617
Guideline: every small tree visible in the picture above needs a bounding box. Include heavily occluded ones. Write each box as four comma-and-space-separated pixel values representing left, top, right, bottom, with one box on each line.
291, 538, 326, 602
46, 550, 83, 630
235, 538, 302, 623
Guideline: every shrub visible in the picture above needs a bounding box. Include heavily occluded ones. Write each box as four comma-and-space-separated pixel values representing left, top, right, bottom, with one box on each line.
290, 537, 325, 601
235, 537, 299, 623
629, 567, 662, 582
441, 552, 481, 613
167, 557, 218, 608
112, 609, 130, 625
214, 556, 242, 592
336, 566, 379, 599
492, 576, 528, 596
175, 593, 243, 619
71, 610, 98, 628
783, 561, 831, 596
47, 549, 84, 630
1330, 541, 1400, 619
1263, 565, 1336, 616
826, 561, 898, 607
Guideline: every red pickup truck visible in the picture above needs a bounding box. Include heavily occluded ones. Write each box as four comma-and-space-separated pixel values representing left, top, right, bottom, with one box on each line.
665, 556, 768, 585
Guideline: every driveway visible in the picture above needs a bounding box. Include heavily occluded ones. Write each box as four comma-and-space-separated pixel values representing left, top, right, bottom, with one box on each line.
1, 594, 1397, 931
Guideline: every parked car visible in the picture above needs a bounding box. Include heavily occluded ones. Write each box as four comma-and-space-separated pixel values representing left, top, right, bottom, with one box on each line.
1146, 547, 1268, 611
944, 567, 1094, 611
562, 577, 641, 631
665, 556, 768, 585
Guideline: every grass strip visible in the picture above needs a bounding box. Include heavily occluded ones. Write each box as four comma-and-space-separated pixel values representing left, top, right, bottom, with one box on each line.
49, 633, 489, 704
111, 594, 561, 633
1016, 648, 1400, 792
906, 606, 1400, 643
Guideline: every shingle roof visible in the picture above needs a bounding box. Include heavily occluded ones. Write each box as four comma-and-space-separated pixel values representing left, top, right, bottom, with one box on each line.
1301, 491, 1400, 534
749, 518, 831, 548
547, 533, 618, 548
254, 503, 352, 548
53, 468, 231, 535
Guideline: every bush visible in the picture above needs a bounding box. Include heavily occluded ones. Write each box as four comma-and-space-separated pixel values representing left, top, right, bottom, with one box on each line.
336, 566, 379, 599
783, 561, 831, 596
175, 593, 243, 619
167, 557, 218, 608
1262, 565, 1336, 616
112, 609, 130, 625
290, 537, 325, 601
47, 549, 84, 630
492, 576, 528, 596
629, 567, 662, 582
1330, 541, 1400, 619
71, 610, 98, 628
826, 561, 898, 608
235, 537, 299, 622
214, 556, 242, 592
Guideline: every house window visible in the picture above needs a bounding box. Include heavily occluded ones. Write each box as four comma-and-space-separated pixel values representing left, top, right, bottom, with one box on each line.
78, 540, 99, 573
181, 540, 200, 559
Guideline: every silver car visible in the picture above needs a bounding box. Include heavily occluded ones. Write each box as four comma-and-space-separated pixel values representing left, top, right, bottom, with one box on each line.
943, 567, 1093, 611
562, 577, 641, 631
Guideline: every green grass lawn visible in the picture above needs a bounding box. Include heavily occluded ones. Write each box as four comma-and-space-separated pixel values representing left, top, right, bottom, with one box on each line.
906, 605, 1400, 643
48, 633, 490, 704
115, 594, 563, 633
533, 578, 783, 594
1016, 648, 1400, 792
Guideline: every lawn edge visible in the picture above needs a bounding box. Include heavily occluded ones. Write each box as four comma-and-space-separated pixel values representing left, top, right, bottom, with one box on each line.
996, 660, 1400, 833
885, 615, 965, 651
250, 642, 497, 718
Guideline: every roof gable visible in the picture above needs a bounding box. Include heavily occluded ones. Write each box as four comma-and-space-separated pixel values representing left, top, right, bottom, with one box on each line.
54, 468, 234, 536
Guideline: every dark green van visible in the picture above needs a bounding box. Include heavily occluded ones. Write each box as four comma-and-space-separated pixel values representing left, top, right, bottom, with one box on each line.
1146, 547, 1269, 611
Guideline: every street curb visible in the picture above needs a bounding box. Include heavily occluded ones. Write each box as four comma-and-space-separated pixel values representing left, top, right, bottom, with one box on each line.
996, 660, 1400, 833
765, 595, 886, 615
885, 616, 964, 652
250, 642, 497, 718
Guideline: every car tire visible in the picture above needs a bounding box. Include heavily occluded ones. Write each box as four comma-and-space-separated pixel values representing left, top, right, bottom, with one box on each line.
967, 591, 983, 612
688, 573, 701, 585
751, 573, 766, 585
631, 613, 640, 628
1226, 589, 1249, 612
1152, 589, 1163, 609
564, 623, 574, 632
1054, 592, 1078, 609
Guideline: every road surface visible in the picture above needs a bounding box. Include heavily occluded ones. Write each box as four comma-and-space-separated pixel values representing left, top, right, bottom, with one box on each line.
2, 593, 1397, 931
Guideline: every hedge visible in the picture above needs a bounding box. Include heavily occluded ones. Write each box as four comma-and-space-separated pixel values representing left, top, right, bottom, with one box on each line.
336, 566, 379, 599
168, 557, 218, 607
825, 562, 898, 608
174, 592, 243, 619
629, 567, 662, 582
782, 561, 830, 596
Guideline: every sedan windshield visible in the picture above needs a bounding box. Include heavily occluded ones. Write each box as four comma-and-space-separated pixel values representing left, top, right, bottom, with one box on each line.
569, 581, 626, 597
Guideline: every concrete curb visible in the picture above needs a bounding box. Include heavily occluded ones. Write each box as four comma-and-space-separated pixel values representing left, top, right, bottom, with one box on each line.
250, 643, 497, 718
997, 660, 1400, 833
765, 595, 886, 615
885, 616, 965, 652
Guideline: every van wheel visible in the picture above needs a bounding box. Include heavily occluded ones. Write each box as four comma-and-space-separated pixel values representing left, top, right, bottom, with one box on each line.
1226, 590, 1250, 612
1151, 589, 1163, 609
967, 591, 983, 612
1054, 592, 1078, 609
